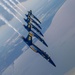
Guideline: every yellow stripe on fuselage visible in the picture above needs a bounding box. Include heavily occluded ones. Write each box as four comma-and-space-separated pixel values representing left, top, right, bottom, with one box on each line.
28, 36, 31, 41
30, 46, 37, 53
29, 32, 33, 37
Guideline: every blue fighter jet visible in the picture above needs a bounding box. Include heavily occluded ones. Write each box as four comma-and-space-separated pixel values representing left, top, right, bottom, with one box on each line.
28, 10, 41, 24
21, 34, 56, 67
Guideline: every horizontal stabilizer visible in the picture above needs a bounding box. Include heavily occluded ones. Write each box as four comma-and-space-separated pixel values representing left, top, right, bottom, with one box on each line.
23, 24, 31, 31
24, 18, 28, 22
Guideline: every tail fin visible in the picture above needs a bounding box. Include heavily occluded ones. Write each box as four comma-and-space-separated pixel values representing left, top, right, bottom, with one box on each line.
28, 10, 32, 15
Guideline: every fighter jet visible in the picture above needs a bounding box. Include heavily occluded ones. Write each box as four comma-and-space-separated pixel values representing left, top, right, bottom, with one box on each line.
24, 15, 42, 29
27, 10, 41, 24
23, 23, 43, 36
21, 34, 56, 67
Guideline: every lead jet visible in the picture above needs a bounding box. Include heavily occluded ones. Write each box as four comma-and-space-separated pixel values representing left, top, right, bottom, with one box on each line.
27, 10, 41, 24
24, 14, 42, 29
21, 34, 56, 67
23, 22, 43, 36
23, 25, 48, 47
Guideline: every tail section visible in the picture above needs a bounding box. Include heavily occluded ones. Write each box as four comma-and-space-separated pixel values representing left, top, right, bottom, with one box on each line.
28, 10, 32, 15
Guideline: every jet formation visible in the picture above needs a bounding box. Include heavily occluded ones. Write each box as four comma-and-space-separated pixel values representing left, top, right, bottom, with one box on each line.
21, 10, 56, 67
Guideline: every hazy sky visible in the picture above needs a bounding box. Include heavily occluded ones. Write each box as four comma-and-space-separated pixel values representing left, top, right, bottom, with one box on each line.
1, 0, 75, 75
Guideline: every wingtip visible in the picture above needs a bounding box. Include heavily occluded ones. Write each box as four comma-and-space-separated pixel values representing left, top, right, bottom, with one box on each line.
46, 45, 48, 47
39, 32, 44, 37
39, 21, 41, 24
40, 26, 42, 29
23, 24, 25, 26
52, 62, 56, 67
54, 65, 56, 67
41, 34, 44, 37
45, 43, 48, 47
23, 18, 25, 20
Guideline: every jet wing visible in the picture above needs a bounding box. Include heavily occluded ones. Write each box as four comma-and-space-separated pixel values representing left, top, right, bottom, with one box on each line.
31, 30, 48, 47
30, 18, 42, 29
31, 23, 43, 36
31, 14, 41, 24
30, 44, 56, 67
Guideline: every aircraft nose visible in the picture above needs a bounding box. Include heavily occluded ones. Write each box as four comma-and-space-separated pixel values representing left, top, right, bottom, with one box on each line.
49, 58, 56, 67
